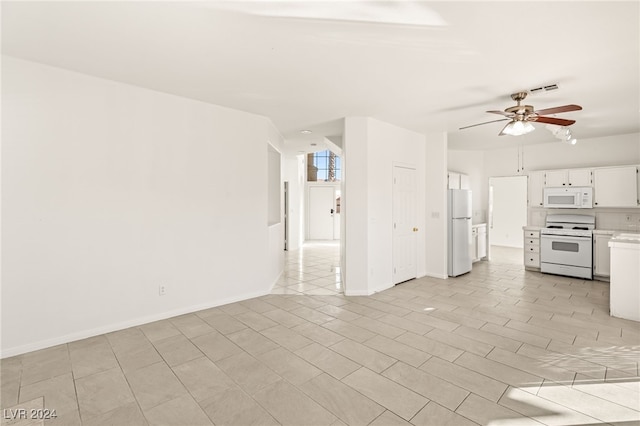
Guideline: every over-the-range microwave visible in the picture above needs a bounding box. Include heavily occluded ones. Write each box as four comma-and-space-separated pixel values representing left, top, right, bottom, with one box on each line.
543, 187, 593, 209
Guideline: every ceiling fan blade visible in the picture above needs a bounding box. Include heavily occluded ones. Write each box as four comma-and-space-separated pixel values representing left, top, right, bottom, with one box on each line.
459, 118, 509, 130
486, 110, 514, 117
498, 122, 510, 136
534, 104, 582, 115
531, 116, 576, 126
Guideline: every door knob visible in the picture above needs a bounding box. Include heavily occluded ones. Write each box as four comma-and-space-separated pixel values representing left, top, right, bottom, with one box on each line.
330, 208, 334, 214
413, 227, 418, 232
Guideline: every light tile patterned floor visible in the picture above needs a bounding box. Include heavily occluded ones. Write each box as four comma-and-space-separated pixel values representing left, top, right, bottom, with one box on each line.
1, 242, 639, 425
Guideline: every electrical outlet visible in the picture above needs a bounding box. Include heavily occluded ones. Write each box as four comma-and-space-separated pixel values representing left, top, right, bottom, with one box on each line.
159, 285, 166, 296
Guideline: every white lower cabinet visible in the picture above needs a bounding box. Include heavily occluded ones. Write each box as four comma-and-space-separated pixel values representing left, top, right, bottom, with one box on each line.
594, 233, 613, 278
477, 225, 487, 260
523, 229, 540, 269
472, 224, 487, 262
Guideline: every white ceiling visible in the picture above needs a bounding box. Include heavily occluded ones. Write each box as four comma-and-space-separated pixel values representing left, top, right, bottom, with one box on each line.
2, 1, 639, 153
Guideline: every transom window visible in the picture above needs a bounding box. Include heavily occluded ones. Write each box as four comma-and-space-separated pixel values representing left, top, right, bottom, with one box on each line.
307, 150, 341, 182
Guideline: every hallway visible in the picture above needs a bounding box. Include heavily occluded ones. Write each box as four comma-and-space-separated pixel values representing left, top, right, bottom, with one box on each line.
272, 242, 342, 296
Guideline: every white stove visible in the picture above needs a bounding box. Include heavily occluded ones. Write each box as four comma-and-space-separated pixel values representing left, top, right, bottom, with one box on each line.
540, 214, 595, 280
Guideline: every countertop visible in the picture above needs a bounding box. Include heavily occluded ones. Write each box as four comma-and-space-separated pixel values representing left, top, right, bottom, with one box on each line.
609, 232, 640, 248
523, 226, 639, 237
594, 229, 640, 236
593, 229, 616, 235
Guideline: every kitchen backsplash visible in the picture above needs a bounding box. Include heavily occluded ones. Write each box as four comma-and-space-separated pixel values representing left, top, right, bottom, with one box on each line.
529, 208, 640, 231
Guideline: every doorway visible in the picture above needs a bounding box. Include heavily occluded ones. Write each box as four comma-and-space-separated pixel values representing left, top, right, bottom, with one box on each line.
284, 181, 289, 251
488, 176, 528, 259
392, 165, 417, 284
308, 185, 338, 240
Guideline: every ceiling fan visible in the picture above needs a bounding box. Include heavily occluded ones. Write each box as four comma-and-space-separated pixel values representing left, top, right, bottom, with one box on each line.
460, 91, 582, 136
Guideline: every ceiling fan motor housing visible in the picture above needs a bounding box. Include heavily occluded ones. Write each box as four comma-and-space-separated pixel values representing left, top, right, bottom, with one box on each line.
505, 104, 534, 117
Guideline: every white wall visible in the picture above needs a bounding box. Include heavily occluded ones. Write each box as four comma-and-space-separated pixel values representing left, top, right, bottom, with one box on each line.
425, 132, 449, 279
366, 118, 427, 293
2, 57, 283, 357
519, 133, 639, 171
342, 117, 427, 295
282, 154, 305, 251
342, 117, 371, 296
267, 144, 281, 226
267, 123, 286, 288
489, 176, 528, 248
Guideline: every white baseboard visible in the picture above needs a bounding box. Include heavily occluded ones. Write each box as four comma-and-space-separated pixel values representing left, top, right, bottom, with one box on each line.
372, 283, 394, 294
269, 270, 284, 292
344, 289, 372, 296
0, 289, 271, 359
424, 271, 449, 279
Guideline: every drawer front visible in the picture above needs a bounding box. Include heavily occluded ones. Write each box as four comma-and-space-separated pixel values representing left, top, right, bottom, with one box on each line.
524, 253, 540, 267
525, 238, 539, 246
525, 230, 540, 238
525, 244, 540, 253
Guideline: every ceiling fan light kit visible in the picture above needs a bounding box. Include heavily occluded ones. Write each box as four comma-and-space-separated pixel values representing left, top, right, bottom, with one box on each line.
460, 90, 582, 138
501, 120, 535, 136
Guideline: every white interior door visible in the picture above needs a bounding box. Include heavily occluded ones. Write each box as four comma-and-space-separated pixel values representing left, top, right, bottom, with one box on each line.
308, 186, 335, 240
393, 166, 417, 284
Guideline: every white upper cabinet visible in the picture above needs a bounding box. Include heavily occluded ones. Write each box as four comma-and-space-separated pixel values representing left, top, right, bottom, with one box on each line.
448, 172, 461, 189
448, 171, 470, 190
593, 166, 639, 207
460, 174, 470, 190
544, 169, 592, 187
528, 171, 545, 207
530, 165, 638, 208
568, 169, 592, 186
544, 170, 567, 187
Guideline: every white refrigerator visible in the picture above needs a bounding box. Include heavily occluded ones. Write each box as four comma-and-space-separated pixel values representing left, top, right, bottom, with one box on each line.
448, 189, 472, 277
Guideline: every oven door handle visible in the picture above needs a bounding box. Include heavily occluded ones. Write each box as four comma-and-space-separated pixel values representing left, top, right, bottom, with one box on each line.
541, 234, 592, 241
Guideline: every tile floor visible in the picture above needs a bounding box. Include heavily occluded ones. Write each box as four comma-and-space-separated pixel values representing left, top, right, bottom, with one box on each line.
1, 242, 639, 426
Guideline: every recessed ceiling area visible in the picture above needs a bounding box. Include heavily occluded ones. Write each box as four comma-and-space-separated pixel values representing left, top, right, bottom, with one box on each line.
2, 1, 638, 151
